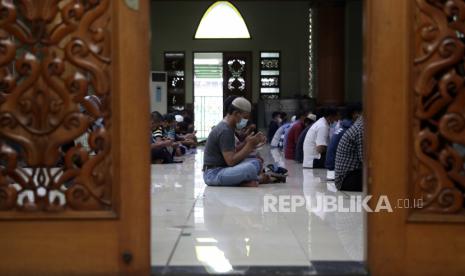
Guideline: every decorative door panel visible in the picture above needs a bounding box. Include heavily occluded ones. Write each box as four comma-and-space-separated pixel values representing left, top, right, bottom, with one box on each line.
0, 0, 150, 274
0, 0, 114, 218
223, 51, 252, 102
367, 0, 465, 274
411, 0, 465, 220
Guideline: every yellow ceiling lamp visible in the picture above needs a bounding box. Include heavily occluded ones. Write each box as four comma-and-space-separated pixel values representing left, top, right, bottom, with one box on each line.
195, 1, 251, 39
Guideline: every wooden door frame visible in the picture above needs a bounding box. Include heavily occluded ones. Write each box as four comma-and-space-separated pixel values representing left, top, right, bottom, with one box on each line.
114, 0, 151, 274
365, 0, 465, 274
364, 0, 415, 273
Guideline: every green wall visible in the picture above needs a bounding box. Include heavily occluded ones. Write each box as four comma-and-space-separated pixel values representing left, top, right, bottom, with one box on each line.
150, 1, 310, 104
345, 0, 363, 103
150, 0, 363, 105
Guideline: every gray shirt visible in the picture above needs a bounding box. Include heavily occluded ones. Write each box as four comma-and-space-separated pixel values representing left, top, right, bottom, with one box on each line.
203, 121, 235, 167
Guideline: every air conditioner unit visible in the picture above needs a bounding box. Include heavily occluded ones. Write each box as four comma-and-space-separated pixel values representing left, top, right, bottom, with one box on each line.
149, 71, 167, 114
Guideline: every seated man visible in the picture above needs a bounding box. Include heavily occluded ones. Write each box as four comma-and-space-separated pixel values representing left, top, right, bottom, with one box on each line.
325, 103, 362, 179
303, 107, 339, 168
270, 119, 293, 149
150, 111, 175, 164
335, 116, 364, 191
175, 120, 198, 150
294, 114, 316, 163
162, 113, 186, 156
267, 111, 282, 143
162, 113, 177, 140
284, 110, 309, 160
203, 97, 264, 187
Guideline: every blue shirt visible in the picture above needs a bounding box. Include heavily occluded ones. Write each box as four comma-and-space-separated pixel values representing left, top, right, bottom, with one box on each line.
270, 123, 290, 148
283, 121, 298, 150
325, 119, 353, 170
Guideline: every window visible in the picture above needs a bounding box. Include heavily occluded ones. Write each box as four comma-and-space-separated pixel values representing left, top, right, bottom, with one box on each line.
195, 1, 251, 39
260, 52, 280, 99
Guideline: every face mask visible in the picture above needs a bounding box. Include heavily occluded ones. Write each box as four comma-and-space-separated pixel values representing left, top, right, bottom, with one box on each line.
236, 118, 248, 130
276, 118, 282, 124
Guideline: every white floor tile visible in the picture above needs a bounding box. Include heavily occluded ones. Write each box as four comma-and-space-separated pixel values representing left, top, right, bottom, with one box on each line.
151, 146, 365, 267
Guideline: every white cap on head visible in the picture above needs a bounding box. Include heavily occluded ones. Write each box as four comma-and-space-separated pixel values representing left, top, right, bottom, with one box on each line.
231, 97, 252, 113
307, 113, 317, 121
175, 115, 184, 123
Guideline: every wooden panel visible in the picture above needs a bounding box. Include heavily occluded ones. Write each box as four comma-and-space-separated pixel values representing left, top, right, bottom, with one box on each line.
410, 0, 465, 220
0, 0, 150, 274
0, 0, 114, 218
316, 3, 345, 106
366, 0, 465, 274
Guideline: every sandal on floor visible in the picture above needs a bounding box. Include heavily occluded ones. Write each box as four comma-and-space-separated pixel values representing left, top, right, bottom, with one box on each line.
266, 172, 287, 183
266, 164, 288, 176
258, 172, 287, 184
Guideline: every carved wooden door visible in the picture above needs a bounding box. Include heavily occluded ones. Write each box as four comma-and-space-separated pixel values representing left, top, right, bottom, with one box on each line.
366, 0, 465, 274
223, 52, 252, 102
0, 0, 150, 274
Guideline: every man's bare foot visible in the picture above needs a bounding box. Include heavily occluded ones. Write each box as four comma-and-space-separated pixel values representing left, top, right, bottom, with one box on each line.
240, 180, 259, 187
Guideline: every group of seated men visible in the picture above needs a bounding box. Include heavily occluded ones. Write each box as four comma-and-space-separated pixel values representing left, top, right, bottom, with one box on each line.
151, 97, 363, 191
150, 111, 198, 164
268, 104, 363, 191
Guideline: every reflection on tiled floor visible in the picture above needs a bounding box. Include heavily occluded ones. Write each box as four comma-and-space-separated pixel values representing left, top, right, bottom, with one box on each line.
151, 146, 365, 273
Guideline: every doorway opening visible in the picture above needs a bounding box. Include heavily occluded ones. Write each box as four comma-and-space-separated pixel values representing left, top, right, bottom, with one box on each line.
193, 52, 224, 140
150, 0, 366, 275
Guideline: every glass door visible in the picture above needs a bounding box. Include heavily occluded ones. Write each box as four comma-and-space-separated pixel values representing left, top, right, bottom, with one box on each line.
193, 53, 224, 139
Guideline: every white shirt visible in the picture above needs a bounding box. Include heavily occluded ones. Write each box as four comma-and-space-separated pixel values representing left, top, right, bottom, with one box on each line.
303, 117, 330, 168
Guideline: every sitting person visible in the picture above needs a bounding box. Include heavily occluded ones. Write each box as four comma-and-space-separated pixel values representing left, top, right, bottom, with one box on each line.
162, 113, 177, 140
75, 95, 105, 155
335, 116, 364, 191
284, 110, 309, 160
294, 114, 316, 163
270, 119, 292, 149
325, 103, 362, 179
282, 114, 298, 150
162, 113, 187, 156
267, 111, 282, 143
203, 97, 265, 187
181, 110, 195, 134
150, 111, 175, 164
175, 119, 198, 150
303, 107, 339, 168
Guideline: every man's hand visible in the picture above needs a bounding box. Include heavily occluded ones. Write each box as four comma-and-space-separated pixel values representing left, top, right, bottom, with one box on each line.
184, 133, 195, 140
245, 133, 261, 147
256, 132, 267, 145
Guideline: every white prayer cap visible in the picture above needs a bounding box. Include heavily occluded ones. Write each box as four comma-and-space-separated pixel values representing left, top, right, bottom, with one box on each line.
175, 115, 184, 123
231, 97, 252, 113
307, 113, 317, 121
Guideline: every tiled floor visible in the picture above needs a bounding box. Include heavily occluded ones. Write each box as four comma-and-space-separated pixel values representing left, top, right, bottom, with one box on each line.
151, 146, 365, 274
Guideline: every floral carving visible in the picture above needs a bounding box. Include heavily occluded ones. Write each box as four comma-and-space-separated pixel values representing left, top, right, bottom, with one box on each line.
414, 0, 465, 215
0, 0, 112, 214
